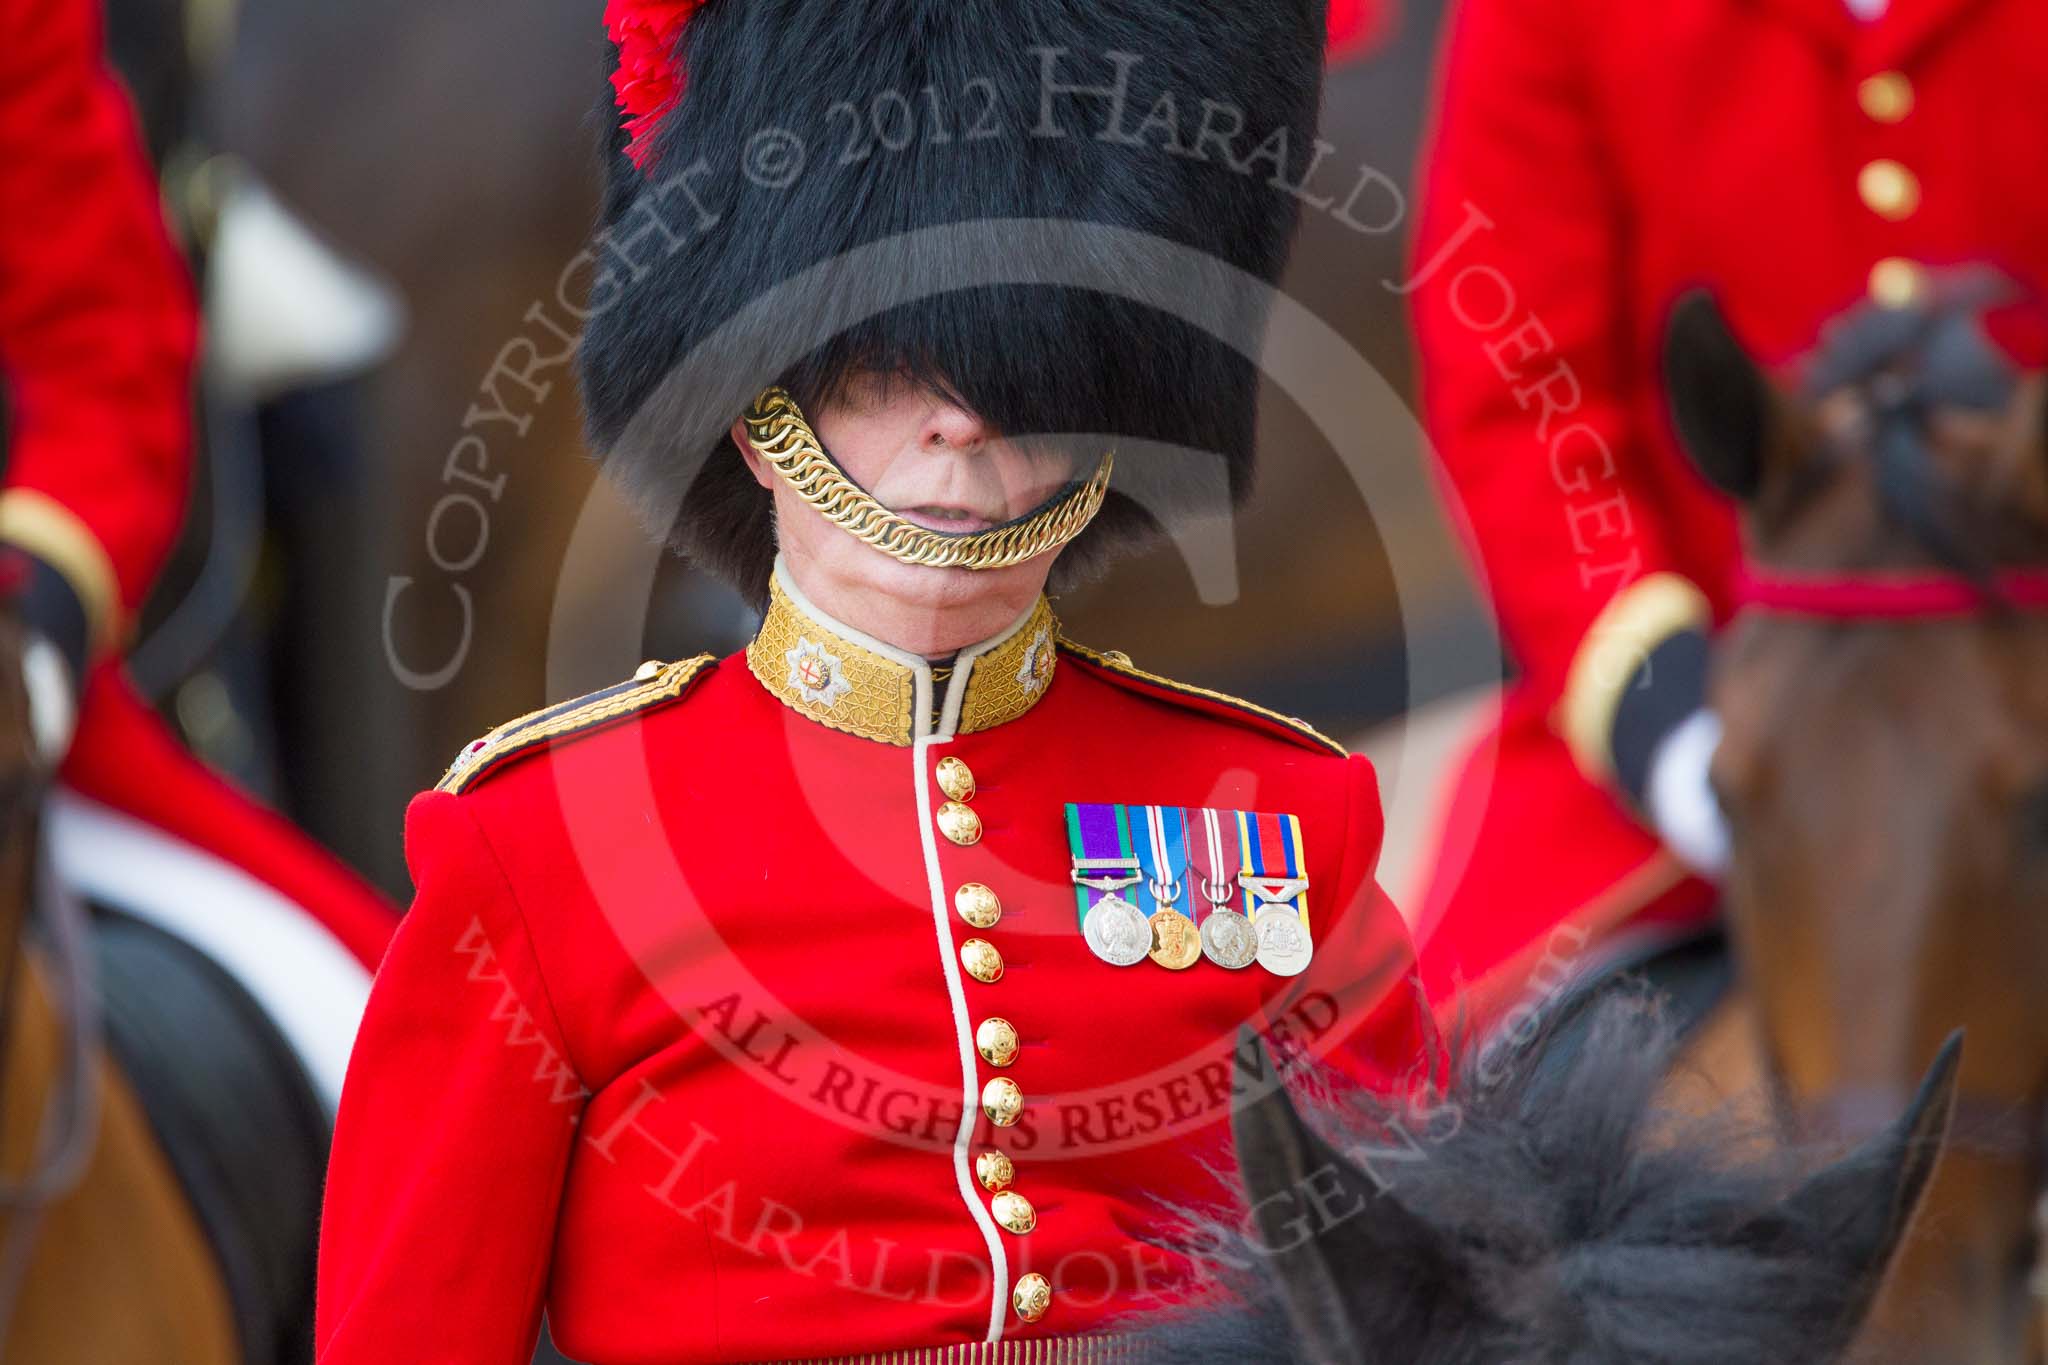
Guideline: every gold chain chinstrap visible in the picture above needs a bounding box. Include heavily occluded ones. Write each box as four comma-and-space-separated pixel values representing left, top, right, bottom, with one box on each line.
742, 387, 1112, 572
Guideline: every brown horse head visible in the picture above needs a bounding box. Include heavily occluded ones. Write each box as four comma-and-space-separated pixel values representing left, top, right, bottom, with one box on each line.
1666, 285, 2048, 1363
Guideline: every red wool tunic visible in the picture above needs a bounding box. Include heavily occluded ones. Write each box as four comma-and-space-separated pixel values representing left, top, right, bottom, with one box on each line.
0, 0, 194, 627
315, 567, 1428, 1364
1405, 0, 2048, 1013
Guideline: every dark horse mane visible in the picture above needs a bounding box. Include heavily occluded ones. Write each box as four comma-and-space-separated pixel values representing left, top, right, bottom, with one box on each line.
1791, 281, 2035, 579
1142, 988, 1955, 1364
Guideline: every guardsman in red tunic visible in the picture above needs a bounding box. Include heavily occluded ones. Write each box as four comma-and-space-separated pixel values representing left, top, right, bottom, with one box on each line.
314, 2, 1431, 1361
0, 0, 193, 743
1402, 0, 2048, 1015
1, 0, 393, 1094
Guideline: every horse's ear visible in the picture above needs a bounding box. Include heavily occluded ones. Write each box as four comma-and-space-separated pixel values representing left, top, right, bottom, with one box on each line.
1748, 1032, 1961, 1338
1230, 1033, 1464, 1365
1665, 290, 1771, 499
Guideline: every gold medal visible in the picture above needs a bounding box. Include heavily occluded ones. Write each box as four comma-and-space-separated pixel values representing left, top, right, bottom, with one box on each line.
1129, 803, 1201, 969
1147, 910, 1202, 970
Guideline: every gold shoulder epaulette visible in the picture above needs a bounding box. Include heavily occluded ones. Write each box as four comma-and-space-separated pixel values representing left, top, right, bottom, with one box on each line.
435, 655, 719, 795
1055, 637, 1346, 757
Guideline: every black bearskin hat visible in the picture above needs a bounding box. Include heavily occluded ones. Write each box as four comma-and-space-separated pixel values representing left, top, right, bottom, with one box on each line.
578, 0, 1331, 607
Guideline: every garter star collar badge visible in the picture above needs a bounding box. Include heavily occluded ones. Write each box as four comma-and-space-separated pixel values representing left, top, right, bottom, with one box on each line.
1016, 626, 1055, 696
786, 638, 853, 709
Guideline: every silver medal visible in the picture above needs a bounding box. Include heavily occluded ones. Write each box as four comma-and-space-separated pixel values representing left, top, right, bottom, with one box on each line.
1082, 893, 1152, 967
1199, 908, 1259, 970
1253, 908, 1313, 977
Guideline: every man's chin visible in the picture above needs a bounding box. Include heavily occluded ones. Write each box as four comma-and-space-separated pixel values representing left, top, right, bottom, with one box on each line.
859, 554, 1017, 605
843, 548, 1056, 626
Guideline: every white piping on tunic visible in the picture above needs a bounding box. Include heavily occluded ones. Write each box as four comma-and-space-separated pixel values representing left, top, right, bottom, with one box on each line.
938, 594, 1039, 737
914, 732, 1010, 1341
774, 554, 1037, 1338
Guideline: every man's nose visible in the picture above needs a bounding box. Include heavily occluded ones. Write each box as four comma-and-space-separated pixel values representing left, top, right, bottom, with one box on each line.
921, 402, 988, 453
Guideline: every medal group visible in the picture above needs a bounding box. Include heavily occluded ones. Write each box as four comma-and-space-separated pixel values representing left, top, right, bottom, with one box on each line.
1066, 803, 1314, 977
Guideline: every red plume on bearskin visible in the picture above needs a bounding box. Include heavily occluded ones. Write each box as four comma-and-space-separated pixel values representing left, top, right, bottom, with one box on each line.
604, 0, 702, 168
1325, 0, 1395, 64
605, 0, 1382, 169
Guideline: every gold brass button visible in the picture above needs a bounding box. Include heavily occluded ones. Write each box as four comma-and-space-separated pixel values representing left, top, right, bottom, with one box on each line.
936, 801, 983, 846
960, 938, 1003, 983
1857, 159, 1919, 221
954, 882, 1001, 929
633, 659, 663, 681
991, 1190, 1037, 1234
935, 756, 976, 802
976, 1017, 1020, 1067
975, 1148, 1015, 1192
1868, 257, 1926, 309
1012, 1272, 1052, 1322
981, 1076, 1024, 1126
1857, 71, 1913, 124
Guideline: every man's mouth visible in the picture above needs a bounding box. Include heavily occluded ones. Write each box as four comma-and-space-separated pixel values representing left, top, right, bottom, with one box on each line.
894, 504, 1000, 534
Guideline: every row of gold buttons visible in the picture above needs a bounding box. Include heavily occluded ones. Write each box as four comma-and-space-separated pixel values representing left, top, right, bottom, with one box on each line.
1854, 69, 1922, 309
934, 755, 1052, 1326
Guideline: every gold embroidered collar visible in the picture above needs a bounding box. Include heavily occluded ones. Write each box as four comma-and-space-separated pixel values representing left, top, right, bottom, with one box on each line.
746, 559, 1060, 745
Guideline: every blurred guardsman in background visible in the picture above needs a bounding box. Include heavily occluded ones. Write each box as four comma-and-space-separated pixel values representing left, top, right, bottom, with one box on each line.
315, 2, 1432, 1360
1403, 0, 2048, 1010
1, 0, 392, 1094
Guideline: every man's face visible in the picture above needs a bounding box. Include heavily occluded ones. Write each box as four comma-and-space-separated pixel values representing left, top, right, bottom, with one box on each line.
735, 372, 1082, 632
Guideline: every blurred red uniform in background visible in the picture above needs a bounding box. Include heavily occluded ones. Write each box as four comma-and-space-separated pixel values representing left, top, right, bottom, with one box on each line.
1404, 0, 2048, 1012
0, 0, 392, 1091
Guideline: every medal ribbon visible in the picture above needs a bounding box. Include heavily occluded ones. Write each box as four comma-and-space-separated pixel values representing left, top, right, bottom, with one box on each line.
1164, 807, 1193, 915
1066, 802, 1139, 929
1185, 806, 1242, 927
1134, 805, 1194, 921
1237, 809, 1311, 932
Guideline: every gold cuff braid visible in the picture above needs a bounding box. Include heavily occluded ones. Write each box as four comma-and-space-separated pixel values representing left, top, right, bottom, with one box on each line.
1556, 572, 1711, 784
741, 387, 1112, 571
